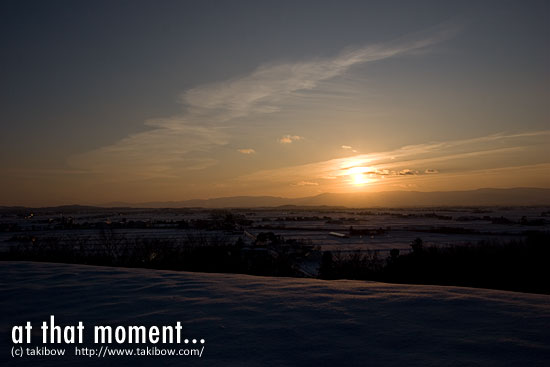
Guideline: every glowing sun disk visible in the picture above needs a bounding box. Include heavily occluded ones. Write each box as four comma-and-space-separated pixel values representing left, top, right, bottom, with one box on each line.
351, 172, 370, 185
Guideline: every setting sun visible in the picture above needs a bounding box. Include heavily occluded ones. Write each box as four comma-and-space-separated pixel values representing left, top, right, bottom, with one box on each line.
351, 172, 370, 185
345, 166, 373, 186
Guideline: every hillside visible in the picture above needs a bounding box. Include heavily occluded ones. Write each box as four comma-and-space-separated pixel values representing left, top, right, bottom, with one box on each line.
99, 187, 550, 208
1, 262, 549, 366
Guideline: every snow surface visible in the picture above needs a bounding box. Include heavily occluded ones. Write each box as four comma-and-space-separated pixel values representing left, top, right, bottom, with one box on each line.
1, 261, 549, 366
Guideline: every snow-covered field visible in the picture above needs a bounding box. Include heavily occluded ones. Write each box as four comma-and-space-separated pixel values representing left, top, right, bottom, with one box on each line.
1, 261, 549, 366
2, 206, 548, 253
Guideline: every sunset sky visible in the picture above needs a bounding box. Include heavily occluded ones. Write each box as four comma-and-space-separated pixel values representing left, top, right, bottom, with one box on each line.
1, 0, 549, 206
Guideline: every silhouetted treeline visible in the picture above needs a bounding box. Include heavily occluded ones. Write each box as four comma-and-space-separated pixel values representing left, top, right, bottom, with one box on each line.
2, 229, 549, 294
0, 231, 302, 277
319, 232, 550, 294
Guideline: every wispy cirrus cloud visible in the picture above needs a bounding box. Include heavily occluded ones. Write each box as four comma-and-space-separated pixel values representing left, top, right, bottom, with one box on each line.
237, 148, 256, 154
69, 25, 459, 181
341, 145, 358, 152
180, 25, 457, 124
237, 131, 550, 190
279, 135, 304, 144
292, 181, 319, 186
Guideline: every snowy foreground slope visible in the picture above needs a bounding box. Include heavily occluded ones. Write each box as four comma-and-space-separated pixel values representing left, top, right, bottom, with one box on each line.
1, 262, 549, 366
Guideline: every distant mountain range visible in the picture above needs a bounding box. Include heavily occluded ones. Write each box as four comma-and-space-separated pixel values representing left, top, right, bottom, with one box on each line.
101, 188, 550, 208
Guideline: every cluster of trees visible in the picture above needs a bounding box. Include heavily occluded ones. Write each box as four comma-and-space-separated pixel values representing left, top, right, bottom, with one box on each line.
0, 230, 303, 277
319, 232, 550, 294
2, 226, 548, 294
